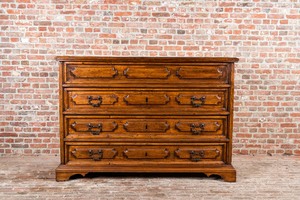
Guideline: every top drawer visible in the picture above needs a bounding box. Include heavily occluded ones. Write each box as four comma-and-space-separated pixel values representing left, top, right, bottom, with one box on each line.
63, 62, 231, 87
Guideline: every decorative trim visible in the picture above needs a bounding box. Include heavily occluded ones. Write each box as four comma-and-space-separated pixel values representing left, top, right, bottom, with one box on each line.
123, 148, 170, 159
123, 94, 170, 105
69, 66, 118, 79
123, 67, 171, 79
123, 121, 170, 132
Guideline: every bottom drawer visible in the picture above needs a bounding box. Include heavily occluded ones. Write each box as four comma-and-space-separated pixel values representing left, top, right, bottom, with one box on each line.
66, 143, 227, 166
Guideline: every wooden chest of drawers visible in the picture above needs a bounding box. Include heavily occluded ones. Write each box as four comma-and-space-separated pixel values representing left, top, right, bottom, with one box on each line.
55, 57, 238, 182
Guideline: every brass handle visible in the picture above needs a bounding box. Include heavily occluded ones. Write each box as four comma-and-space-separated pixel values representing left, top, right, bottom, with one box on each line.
88, 149, 103, 161
189, 150, 205, 162
190, 123, 205, 135
88, 96, 102, 107
87, 123, 102, 135
190, 96, 206, 107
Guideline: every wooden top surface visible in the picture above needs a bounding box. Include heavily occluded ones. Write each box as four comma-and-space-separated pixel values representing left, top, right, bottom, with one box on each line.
55, 56, 239, 63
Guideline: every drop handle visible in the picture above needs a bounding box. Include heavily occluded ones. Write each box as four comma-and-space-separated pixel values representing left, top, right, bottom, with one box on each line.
190, 123, 205, 135
87, 96, 102, 107
189, 150, 205, 162
190, 96, 206, 107
88, 149, 103, 161
87, 123, 102, 135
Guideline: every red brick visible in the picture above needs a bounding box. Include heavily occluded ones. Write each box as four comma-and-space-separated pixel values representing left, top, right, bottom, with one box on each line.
152, 13, 170, 17
0, 0, 299, 157
281, 123, 297, 128
286, 15, 300, 19
115, 12, 132, 16
251, 14, 266, 18
146, 46, 162, 50
99, 34, 116, 38
164, 46, 181, 51
219, 2, 235, 6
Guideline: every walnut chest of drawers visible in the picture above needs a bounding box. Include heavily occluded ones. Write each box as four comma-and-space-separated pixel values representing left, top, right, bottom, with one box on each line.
55, 56, 238, 182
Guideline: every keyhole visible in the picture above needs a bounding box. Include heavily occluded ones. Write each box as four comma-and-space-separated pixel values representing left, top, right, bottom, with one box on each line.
145, 124, 148, 130
145, 152, 148, 156
145, 97, 148, 104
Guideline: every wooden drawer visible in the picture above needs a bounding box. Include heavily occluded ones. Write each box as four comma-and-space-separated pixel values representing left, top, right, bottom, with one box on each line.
63, 63, 230, 86
64, 89, 228, 115
65, 116, 227, 140
66, 143, 226, 165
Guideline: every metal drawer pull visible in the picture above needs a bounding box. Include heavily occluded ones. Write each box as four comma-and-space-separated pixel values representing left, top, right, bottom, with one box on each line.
87, 123, 102, 135
190, 96, 206, 107
189, 150, 205, 162
190, 123, 205, 135
88, 96, 102, 107
88, 149, 103, 161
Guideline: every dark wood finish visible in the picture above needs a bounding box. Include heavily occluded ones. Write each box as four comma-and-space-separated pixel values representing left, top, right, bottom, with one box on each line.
56, 57, 238, 182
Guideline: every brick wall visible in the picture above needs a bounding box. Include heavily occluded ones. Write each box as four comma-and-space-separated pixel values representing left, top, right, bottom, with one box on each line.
0, 0, 299, 156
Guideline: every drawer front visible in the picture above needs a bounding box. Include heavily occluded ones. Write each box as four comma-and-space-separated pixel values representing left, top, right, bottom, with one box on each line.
66, 143, 225, 165
65, 117, 227, 139
65, 89, 228, 114
64, 63, 229, 86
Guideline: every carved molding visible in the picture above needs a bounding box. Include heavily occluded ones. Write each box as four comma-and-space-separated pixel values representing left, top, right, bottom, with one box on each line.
70, 67, 118, 79
123, 148, 170, 159
123, 94, 170, 105
71, 94, 118, 105
123, 121, 170, 132
175, 148, 220, 160
175, 121, 222, 133
123, 67, 171, 79
70, 121, 118, 133
176, 67, 224, 79
175, 94, 222, 106
71, 148, 118, 160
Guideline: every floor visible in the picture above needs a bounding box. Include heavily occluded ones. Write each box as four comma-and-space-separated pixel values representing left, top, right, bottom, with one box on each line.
0, 155, 299, 200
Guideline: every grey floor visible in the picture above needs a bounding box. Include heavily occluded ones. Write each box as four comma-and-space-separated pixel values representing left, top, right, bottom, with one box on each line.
0, 155, 299, 200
